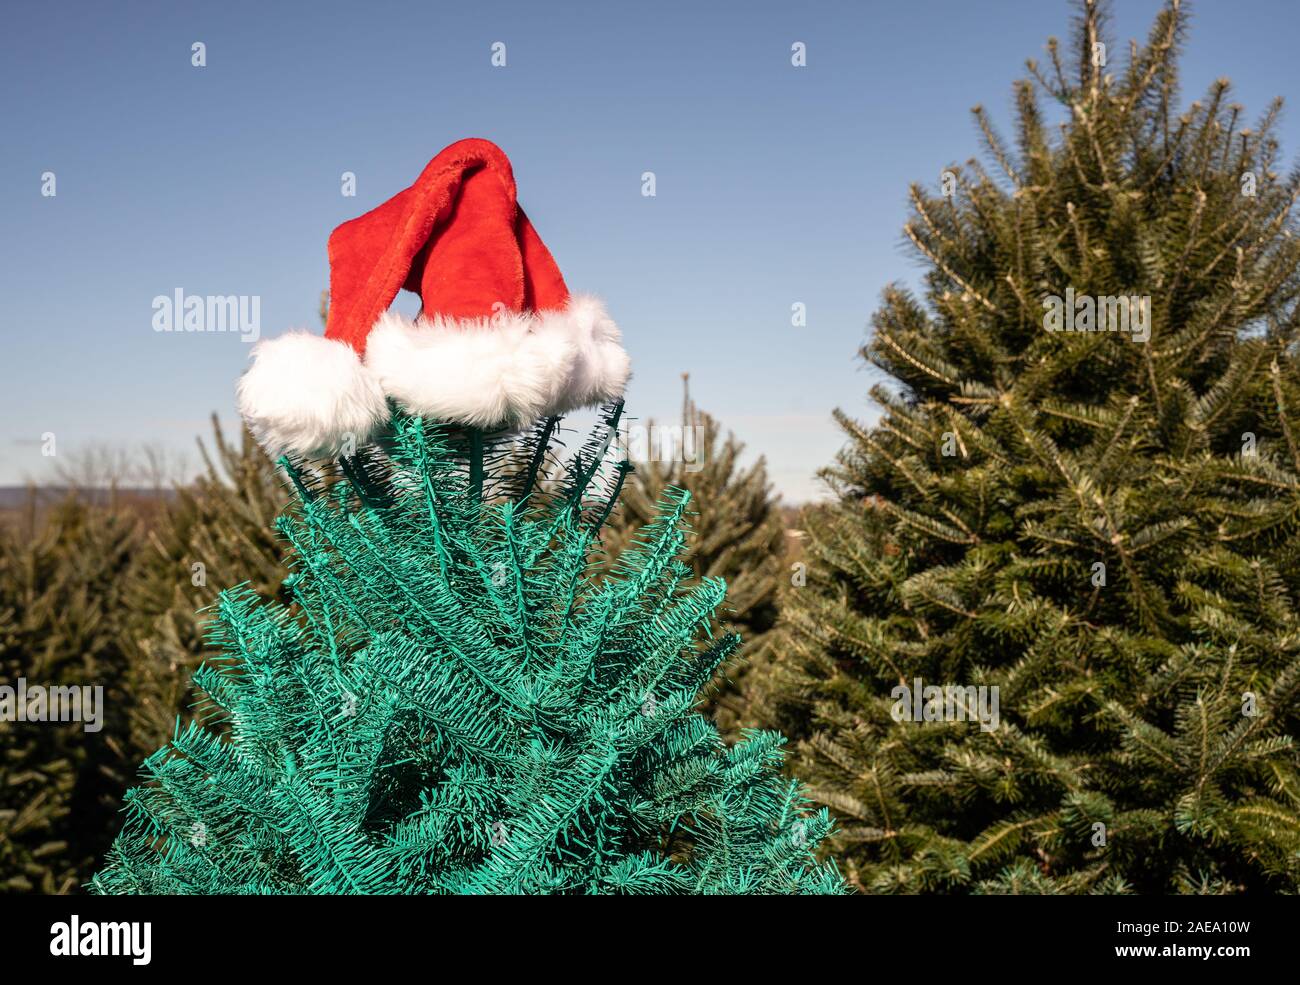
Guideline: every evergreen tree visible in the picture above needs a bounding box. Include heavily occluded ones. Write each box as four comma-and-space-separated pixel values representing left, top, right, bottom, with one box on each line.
760, 0, 1300, 894
94, 407, 843, 894
0, 496, 139, 893
123, 415, 287, 759
604, 378, 786, 733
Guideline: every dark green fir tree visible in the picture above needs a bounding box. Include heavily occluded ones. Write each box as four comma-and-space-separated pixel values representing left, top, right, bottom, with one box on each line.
123, 415, 288, 760
604, 376, 787, 733
94, 406, 843, 894
758, 0, 1300, 894
0, 496, 139, 893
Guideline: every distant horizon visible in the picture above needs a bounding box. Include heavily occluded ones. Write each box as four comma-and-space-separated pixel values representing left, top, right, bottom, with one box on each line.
4, 0, 1298, 501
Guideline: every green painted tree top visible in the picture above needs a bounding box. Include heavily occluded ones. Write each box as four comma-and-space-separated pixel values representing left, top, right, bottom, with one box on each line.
93, 404, 843, 894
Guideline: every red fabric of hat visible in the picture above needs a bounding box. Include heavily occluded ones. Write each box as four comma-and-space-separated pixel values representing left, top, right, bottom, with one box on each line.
324, 139, 571, 353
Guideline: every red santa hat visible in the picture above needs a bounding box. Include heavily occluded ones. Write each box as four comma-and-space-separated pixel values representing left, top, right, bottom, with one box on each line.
237, 138, 631, 458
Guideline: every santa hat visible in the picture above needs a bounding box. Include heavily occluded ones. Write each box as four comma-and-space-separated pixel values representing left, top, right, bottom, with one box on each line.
237, 138, 631, 458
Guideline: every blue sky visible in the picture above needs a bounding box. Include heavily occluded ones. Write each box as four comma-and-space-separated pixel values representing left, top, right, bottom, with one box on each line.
2, 0, 1297, 500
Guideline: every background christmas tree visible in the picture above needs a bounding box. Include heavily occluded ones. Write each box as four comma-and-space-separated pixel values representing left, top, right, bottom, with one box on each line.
94, 406, 843, 894
605, 377, 786, 733
123, 416, 287, 759
0, 496, 138, 893
0, 421, 285, 894
756, 0, 1300, 894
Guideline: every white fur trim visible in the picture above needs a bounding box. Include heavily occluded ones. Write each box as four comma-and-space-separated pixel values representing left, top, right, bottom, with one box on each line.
363, 294, 630, 428
546, 295, 633, 415
236, 331, 388, 459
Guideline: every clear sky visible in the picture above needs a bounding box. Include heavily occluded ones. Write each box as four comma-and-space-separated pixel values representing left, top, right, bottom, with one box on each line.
2, 0, 1297, 500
